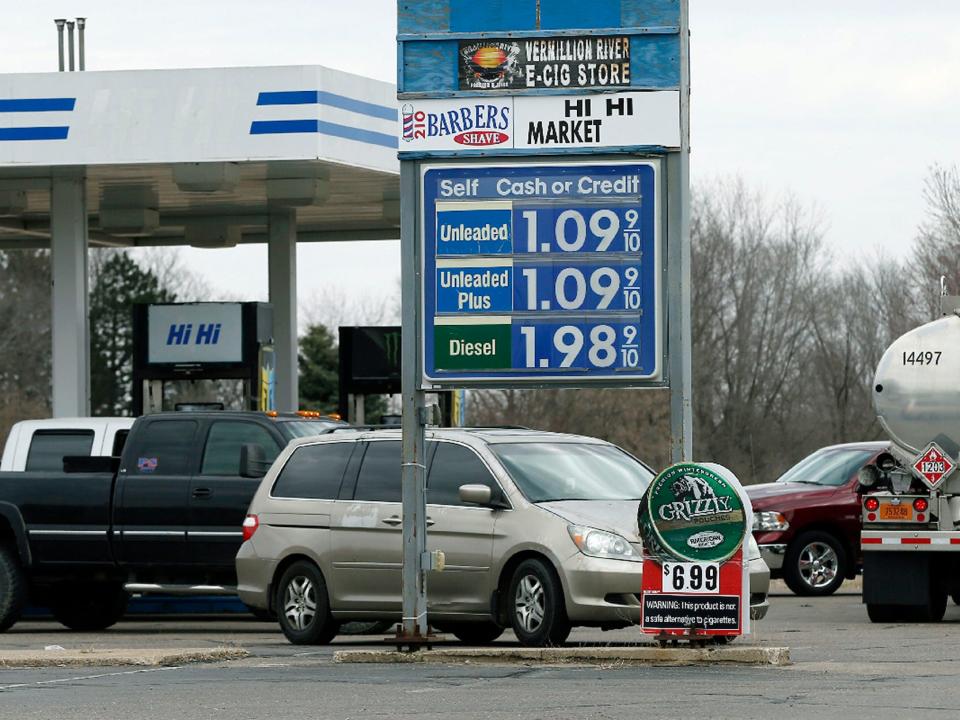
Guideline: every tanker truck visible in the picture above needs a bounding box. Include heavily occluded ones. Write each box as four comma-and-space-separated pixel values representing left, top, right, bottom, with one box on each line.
859, 306, 960, 622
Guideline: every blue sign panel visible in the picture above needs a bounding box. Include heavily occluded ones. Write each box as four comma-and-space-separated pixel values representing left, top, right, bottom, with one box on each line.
422, 161, 660, 384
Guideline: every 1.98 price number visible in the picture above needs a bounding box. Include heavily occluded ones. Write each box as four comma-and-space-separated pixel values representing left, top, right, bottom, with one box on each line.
513, 320, 646, 371
661, 562, 720, 594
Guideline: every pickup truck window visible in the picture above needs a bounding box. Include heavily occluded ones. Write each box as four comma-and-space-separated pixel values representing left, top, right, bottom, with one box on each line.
111, 430, 129, 457
354, 441, 401, 502
272, 442, 354, 499
201, 421, 280, 476
25, 430, 95, 472
129, 420, 197, 475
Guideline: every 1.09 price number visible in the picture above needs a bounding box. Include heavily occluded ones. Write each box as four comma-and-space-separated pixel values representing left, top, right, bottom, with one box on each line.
514, 321, 645, 371
516, 206, 646, 254
516, 261, 644, 312
662, 562, 720, 594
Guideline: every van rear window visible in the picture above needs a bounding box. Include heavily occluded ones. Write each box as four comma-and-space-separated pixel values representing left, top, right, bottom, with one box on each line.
272, 442, 354, 499
25, 430, 95, 472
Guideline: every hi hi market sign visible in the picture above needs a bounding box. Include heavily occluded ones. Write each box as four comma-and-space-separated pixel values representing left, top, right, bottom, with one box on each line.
400, 92, 679, 152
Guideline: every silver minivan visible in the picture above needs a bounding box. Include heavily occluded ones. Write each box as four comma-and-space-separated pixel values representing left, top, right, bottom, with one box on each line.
237, 428, 770, 646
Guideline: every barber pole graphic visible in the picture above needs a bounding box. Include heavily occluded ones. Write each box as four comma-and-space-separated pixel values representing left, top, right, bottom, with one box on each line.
402, 103, 426, 143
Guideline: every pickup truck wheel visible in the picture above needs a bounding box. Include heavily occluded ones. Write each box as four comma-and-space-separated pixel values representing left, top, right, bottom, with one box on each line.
783, 531, 846, 596
276, 561, 339, 645
508, 558, 571, 647
51, 583, 128, 631
0, 545, 27, 632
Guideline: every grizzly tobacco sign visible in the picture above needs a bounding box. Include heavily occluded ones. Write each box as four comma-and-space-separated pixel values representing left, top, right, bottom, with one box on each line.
458, 36, 631, 90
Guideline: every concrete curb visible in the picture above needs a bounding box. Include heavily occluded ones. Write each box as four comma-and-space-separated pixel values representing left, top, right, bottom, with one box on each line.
334, 645, 791, 667
0, 647, 249, 668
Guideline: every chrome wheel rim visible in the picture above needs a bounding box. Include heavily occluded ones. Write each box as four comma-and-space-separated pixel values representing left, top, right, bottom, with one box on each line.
514, 574, 545, 633
283, 575, 317, 631
798, 542, 838, 589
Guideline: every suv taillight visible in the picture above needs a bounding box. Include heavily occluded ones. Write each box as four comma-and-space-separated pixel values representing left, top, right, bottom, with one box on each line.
242, 514, 259, 542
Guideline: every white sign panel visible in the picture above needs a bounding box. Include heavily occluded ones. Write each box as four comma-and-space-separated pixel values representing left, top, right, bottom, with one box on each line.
148, 303, 243, 364
514, 91, 680, 150
399, 91, 678, 152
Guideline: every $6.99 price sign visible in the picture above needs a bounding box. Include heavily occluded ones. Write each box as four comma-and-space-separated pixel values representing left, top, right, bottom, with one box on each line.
661, 562, 720, 594
421, 161, 661, 386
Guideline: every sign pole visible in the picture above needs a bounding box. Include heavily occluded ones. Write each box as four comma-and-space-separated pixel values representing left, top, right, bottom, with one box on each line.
399, 159, 428, 639
669, 0, 693, 463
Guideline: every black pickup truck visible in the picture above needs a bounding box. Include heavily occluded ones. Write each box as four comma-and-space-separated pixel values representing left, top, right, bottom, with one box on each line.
0, 411, 342, 631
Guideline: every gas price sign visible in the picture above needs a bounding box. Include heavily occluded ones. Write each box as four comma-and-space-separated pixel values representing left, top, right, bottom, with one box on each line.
421, 161, 661, 386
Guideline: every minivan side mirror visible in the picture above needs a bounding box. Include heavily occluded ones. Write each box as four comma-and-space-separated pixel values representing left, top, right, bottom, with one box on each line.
239, 443, 269, 478
459, 484, 491, 505
459, 484, 509, 509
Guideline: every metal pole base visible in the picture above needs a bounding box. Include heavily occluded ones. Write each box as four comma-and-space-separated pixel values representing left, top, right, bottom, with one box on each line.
390, 624, 439, 653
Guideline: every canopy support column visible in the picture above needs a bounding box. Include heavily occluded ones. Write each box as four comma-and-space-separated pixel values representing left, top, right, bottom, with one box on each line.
268, 208, 299, 412
50, 170, 90, 417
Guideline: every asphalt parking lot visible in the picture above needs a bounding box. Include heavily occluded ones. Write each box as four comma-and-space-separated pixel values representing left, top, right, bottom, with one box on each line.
3, 586, 960, 719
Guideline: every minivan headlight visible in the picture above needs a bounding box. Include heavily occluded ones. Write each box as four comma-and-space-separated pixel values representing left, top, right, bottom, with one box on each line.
752, 511, 789, 532
568, 525, 640, 562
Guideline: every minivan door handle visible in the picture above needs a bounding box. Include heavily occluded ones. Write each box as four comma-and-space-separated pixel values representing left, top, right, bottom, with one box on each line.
382, 516, 434, 527
192, 488, 212, 499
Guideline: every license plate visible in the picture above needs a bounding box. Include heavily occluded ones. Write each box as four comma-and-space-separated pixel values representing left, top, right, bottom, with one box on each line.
880, 504, 913, 521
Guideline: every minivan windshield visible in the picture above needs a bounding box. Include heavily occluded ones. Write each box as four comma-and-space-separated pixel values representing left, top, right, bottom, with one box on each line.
491, 442, 654, 503
776, 448, 876, 487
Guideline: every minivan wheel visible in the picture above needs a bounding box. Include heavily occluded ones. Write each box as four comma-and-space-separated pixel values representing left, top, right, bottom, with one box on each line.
276, 561, 339, 645
445, 622, 504, 645
783, 531, 846, 596
508, 559, 570, 647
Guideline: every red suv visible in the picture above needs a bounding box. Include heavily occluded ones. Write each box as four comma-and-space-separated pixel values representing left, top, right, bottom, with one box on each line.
747, 441, 887, 596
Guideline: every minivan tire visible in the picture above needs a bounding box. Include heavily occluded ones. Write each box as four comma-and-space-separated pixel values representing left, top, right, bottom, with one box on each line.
51, 582, 128, 631
508, 558, 570, 647
445, 622, 504, 645
276, 561, 339, 645
783, 531, 846, 596
0, 544, 27, 632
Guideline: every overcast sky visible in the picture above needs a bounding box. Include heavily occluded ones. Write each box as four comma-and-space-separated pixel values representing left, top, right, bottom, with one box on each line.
4, 1, 960, 326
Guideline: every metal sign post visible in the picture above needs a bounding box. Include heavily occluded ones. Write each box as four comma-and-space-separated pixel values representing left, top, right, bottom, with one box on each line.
397, 0, 692, 645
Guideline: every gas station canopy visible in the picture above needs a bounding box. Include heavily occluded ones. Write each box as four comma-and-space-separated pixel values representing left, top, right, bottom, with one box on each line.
0, 64, 401, 416
0, 65, 400, 248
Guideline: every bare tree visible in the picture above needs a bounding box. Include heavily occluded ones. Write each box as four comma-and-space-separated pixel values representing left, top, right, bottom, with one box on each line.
913, 165, 960, 315
691, 180, 827, 483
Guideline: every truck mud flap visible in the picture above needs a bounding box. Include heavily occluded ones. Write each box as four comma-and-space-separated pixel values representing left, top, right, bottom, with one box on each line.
863, 552, 936, 605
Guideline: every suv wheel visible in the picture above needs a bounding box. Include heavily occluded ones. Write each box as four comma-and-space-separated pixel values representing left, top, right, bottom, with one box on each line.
51, 582, 128, 631
445, 622, 504, 645
0, 544, 27, 632
508, 558, 570, 647
783, 531, 846, 596
276, 561, 339, 645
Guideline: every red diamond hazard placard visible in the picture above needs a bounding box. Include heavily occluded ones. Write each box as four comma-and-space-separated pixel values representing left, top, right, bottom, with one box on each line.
912, 442, 955, 490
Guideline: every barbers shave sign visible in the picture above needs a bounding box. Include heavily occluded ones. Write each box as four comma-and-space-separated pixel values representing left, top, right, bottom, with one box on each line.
400, 91, 679, 153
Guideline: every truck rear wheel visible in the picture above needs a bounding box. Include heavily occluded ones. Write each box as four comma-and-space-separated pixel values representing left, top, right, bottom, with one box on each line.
0, 544, 27, 632
51, 582, 128, 631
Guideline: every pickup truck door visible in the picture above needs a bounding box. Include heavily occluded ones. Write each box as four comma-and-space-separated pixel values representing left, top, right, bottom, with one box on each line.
187, 420, 282, 569
113, 418, 199, 566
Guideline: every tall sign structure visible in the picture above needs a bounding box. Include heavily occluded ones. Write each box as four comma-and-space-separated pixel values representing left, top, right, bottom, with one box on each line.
397, 0, 691, 640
